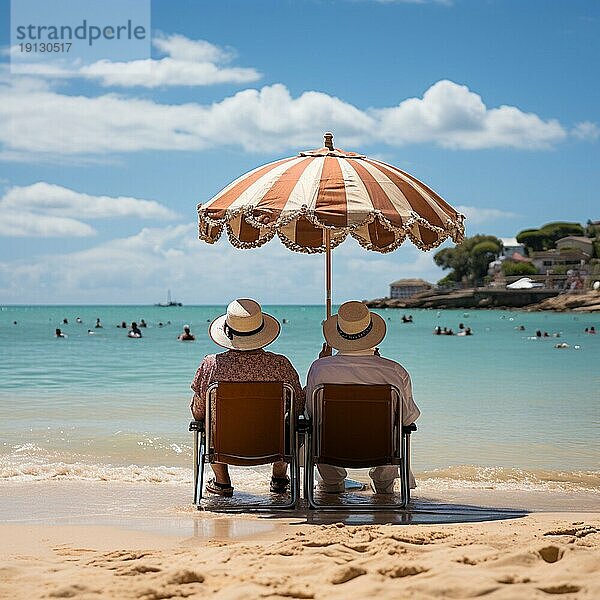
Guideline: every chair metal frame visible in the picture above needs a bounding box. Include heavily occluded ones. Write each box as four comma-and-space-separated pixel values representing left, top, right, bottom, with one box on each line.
189, 381, 299, 511
304, 383, 416, 511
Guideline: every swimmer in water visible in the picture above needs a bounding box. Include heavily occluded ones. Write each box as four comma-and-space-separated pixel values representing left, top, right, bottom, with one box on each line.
95, 318, 103, 329
128, 322, 142, 338
55, 328, 66, 338
177, 325, 195, 341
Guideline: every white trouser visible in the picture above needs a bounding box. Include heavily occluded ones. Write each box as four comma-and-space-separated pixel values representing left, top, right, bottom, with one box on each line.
317, 464, 400, 493
317, 464, 417, 493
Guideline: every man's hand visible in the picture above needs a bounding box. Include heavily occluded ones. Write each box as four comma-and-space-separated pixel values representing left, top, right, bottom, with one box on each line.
319, 343, 332, 358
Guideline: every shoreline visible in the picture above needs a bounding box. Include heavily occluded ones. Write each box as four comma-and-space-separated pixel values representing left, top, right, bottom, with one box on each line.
1, 475, 598, 598
1, 476, 599, 530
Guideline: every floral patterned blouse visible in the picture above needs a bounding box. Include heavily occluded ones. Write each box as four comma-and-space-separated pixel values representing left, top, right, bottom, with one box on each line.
190, 349, 305, 421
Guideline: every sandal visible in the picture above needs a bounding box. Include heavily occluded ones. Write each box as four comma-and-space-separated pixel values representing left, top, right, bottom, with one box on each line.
206, 478, 234, 497
270, 476, 290, 494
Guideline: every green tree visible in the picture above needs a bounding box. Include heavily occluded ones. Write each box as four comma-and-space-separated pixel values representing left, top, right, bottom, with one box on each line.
501, 261, 538, 276
517, 222, 584, 253
540, 222, 584, 244
434, 235, 502, 285
437, 273, 457, 287
516, 229, 546, 252
586, 219, 600, 239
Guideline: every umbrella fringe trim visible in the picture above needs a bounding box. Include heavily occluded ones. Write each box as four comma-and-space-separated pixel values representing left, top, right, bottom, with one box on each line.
198, 207, 464, 238
198, 207, 464, 252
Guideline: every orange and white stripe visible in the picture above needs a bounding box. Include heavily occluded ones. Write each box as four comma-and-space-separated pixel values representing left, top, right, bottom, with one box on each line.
198, 135, 464, 254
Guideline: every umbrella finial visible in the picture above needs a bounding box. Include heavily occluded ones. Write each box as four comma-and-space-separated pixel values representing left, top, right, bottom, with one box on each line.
324, 132, 334, 150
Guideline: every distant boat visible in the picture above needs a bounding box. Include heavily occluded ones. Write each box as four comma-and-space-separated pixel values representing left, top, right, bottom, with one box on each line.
155, 290, 182, 307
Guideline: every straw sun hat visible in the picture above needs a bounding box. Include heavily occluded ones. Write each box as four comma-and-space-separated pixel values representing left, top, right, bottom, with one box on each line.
209, 298, 280, 351
323, 301, 386, 351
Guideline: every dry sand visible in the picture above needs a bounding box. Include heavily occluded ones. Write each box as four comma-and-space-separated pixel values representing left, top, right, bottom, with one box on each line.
1, 513, 598, 599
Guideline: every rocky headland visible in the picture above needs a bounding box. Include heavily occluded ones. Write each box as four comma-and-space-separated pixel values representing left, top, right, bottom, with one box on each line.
366, 289, 600, 312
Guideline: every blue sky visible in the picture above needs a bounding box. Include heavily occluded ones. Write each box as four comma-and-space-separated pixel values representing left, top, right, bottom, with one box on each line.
0, 0, 598, 304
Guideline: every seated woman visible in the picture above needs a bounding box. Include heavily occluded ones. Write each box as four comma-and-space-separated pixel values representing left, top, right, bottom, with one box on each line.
190, 298, 304, 497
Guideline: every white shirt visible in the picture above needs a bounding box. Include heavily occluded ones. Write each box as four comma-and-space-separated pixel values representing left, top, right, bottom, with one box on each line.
305, 352, 420, 425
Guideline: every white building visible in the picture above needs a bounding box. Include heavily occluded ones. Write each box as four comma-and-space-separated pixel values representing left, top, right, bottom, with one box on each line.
500, 237, 526, 259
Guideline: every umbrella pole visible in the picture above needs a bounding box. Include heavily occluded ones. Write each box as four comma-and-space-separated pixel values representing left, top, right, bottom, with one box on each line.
325, 229, 332, 318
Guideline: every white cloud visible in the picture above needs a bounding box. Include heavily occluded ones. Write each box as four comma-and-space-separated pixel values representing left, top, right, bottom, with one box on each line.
0, 182, 178, 237
0, 76, 571, 160
374, 80, 567, 150
572, 121, 600, 141
0, 211, 95, 238
0, 224, 444, 303
456, 205, 518, 225
11, 35, 261, 88
152, 34, 234, 63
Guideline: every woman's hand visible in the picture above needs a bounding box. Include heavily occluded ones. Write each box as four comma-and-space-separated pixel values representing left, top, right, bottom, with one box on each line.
319, 343, 332, 358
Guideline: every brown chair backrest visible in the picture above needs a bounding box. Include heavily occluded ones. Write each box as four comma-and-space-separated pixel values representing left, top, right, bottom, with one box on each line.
211, 382, 287, 466
316, 384, 395, 468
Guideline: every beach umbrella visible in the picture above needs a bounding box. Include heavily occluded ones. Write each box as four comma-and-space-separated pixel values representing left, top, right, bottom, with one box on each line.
198, 133, 465, 318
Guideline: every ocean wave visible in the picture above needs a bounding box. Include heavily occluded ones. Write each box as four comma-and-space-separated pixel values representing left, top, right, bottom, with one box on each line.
0, 452, 192, 483
2, 447, 598, 492
417, 465, 600, 493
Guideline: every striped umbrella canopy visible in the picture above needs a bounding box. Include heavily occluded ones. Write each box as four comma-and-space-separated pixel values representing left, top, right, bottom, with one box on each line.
198, 133, 465, 316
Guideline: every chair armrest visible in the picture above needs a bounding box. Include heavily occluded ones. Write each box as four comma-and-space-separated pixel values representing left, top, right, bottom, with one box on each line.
402, 423, 417, 434
296, 414, 311, 433
189, 420, 205, 432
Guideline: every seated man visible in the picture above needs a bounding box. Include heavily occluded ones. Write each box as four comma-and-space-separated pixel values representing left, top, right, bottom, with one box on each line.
190, 298, 305, 497
305, 301, 420, 494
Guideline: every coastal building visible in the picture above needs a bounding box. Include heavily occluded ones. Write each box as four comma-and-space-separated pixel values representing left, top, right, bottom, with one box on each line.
500, 237, 526, 259
555, 236, 594, 255
530, 248, 590, 273
389, 278, 433, 299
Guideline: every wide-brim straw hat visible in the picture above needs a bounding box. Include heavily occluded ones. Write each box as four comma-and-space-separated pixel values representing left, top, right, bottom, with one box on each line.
323, 301, 386, 351
209, 298, 280, 351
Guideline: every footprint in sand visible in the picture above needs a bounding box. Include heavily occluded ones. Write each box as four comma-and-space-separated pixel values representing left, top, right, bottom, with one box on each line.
537, 546, 564, 564
455, 556, 478, 565
496, 575, 531, 584
537, 584, 581, 594
544, 525, 598, 539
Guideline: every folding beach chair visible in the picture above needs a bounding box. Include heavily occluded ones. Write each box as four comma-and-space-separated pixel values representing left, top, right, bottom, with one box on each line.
304, 383, 416, 510
189, 381, 299, 511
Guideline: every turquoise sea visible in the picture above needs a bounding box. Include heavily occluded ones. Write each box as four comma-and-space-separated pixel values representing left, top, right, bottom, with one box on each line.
0, 304, 598, 496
